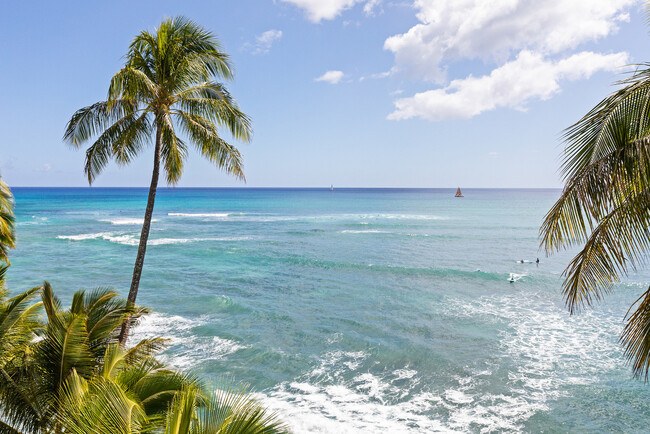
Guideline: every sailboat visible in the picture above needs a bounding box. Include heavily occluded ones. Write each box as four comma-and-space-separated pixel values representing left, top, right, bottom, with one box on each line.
330, 185, 334, 191
455, 187, 463, 197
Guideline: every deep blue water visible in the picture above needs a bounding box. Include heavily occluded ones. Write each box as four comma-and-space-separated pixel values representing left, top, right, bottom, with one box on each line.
6, 187, 650, 433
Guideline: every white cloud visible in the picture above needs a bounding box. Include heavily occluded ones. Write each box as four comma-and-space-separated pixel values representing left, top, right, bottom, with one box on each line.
246, 29, 283, 55
315, 70, 345, 84
388, 50, 629, 121
384, 0, 637, 121
279, 0, 381, 22
385, 0, 636, 82
363, 0, 383, 15
36, 163, 52, 173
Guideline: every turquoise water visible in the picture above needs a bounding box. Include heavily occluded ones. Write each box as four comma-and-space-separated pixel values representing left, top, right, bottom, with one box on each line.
7, 187, 650, 432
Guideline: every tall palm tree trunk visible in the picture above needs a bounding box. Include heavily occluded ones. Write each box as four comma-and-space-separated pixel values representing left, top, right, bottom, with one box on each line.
119, 127, 162, 346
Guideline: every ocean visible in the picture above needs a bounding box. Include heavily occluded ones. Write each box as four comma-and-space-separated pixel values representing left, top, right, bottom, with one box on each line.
6, 187, 650, 432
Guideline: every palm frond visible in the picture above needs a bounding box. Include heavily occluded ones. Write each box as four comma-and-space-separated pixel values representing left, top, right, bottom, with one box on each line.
0, 179, 15, 265
542, 59, 650, 379
191, 379, 289, 434
0, 286, 42, 365
176, 81, 252, 142
58, 373, 148, 434
175, 111, 245, 180
164, 385, 198, 434
109, 66, 157, 104
160, 112, 187, 185
622, 287, 650, 379
64, 99, 139, 147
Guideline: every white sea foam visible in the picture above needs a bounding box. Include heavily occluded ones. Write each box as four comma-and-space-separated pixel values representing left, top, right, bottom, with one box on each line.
130, 312, 246, 370
99, 217, 159, 225
168, 212, 231, 218
57, 232, 114, 241
259, 350, 451, 433
340, 230, 389, 234
436, 291, 625, 432
147, 237, 250, 246
507, 273, 525, 282
57, 232, 250, 246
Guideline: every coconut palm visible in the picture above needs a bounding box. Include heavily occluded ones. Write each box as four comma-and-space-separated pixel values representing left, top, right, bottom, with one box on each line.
63, 17, 252, 345
0, 178, 15, 266
540, 63, 650, 379
163, 380, 288, 434
58, 378, 289, 434
0, 283, 287, 433
0, 283, 189, 433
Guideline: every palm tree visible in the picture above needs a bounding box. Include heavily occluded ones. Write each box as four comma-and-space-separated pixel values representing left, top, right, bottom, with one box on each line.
58, 378, 289, 434
0, 178, 15, 266
540, 62, 650, 379
0, 283, 188, 432
64, 17, 252, 345
0, 283, 287, 433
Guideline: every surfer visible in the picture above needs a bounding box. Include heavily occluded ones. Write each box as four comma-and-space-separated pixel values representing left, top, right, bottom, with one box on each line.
536, 258, 539, 265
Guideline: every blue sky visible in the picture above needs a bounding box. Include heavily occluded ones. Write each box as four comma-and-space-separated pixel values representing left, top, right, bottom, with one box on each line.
0, 0, 647, 188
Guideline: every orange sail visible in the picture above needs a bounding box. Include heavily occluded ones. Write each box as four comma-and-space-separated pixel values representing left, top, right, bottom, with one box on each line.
455, 187, 463, 197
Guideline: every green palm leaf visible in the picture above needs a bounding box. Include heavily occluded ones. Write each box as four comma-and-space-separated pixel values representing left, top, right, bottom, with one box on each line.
541, 60, 650, 378
0, 178, 16, 265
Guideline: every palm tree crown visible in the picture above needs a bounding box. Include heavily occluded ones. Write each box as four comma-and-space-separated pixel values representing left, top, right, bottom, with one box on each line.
64, 16, 251, 185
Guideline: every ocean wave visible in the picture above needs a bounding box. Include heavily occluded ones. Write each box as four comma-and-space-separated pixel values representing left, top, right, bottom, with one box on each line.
130, 312, 246, 370
57, 232, 250, 246
340, 230, 389, 234
57, 232, 117, 241
99, 218, 159, 225
260, 351, 448, 433
437, 292, 626, 432
507, 273, 526, 282
168, 212, 233, 218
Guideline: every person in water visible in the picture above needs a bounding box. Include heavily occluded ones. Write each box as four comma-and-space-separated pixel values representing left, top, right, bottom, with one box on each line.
536, 258, 539, 265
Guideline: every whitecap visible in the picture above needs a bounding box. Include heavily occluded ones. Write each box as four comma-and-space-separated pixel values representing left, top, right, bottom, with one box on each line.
99, 218, 159, 225
256, 350, 452, 434
130, 312, 246, 370
57, 233, 250, 246
168, 212, 231, 218
260, 378, 449, 434
437, 291, 626, 432
57, 232, 114, 241
507, 273, 526, 282
340, 230, 389, 234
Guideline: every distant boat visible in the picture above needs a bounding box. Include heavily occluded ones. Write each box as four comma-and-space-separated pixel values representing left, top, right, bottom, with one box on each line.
455, 187, 463, 197
330, 185, 334, 191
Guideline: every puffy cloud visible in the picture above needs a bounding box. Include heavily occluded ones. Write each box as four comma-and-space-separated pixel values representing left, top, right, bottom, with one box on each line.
385, 0, 636, 82
279, 0, 381, 22
246, 29, 283, 55
388, 50, 629, 121
383, 0, 637, 120
315, 70, 345, 84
